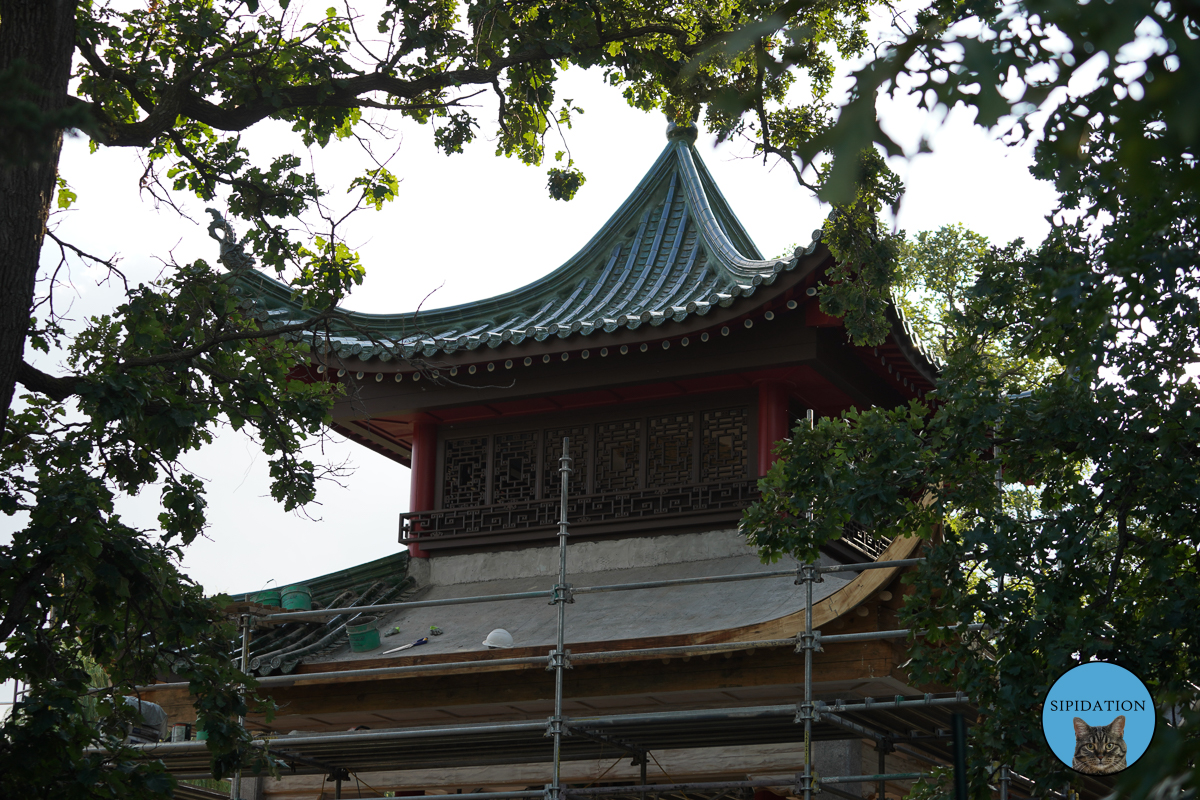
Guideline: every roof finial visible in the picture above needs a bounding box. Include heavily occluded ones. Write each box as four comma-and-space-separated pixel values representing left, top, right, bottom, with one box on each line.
665, 115, 698, 144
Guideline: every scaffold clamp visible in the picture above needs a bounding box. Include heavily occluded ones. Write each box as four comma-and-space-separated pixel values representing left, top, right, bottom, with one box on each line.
795, 700, 817, 724
545, 715, 571, 738
795, 769, 821, 796
546, 649, 572, 671
795, 563, 824, 585
549, 584, 575, 605
794, 630, 823, 654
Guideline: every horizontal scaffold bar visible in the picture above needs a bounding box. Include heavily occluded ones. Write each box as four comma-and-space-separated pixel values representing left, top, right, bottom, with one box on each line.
252, 557, 927, 623
87, 718, 551, 758
819, 773, 925, 785
418, 793, 542, 800
817, 558, 925, 574
818, 692, 969, 714
820, 623, 988, 645
565, 778, 805, 795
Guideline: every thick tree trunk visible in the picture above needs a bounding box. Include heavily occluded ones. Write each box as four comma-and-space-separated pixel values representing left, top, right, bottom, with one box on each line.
0, 0, 79, 434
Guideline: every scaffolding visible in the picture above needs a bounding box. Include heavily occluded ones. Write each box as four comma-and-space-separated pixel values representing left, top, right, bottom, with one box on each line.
125, 439, 1044, 800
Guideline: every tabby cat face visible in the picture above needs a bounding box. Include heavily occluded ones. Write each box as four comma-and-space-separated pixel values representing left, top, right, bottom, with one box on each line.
1071, 715, 1127, 775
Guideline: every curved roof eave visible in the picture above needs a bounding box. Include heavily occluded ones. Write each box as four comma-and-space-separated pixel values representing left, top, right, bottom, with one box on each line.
886, 298, 942, 385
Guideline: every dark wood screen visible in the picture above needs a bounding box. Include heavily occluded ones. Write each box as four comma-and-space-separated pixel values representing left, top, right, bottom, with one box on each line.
411, 399, 895, 558
437, 404, 751, 508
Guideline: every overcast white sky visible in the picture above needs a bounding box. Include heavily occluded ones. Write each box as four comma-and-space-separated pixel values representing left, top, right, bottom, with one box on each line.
1, 14, 1060, 604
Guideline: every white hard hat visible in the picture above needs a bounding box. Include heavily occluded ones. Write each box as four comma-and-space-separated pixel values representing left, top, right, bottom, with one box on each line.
482, 628, 514, 649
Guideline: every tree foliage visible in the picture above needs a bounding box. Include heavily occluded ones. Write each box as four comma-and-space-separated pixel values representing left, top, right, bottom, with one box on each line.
743, 1, 1200, 796
0, 252, 332, 797
894, 224, 1057, 389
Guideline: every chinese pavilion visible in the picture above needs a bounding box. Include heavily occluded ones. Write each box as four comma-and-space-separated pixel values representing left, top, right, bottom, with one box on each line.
143, 122, 976, 800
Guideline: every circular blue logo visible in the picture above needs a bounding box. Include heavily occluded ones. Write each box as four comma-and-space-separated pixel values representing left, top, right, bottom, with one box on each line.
1042, 662, 1155, 775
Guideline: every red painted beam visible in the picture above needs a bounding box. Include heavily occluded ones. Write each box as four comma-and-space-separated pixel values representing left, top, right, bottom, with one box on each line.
407, 420, 437, 558
756, 380, 790, 477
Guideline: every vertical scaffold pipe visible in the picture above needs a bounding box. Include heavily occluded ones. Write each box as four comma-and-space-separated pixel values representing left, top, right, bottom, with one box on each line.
232, 614, 251, 800
802, 564, 814, 800
802, 408, 815, 800
878, 747, 886, 800
550, 437, 573, 800
999, 765, 1010, 800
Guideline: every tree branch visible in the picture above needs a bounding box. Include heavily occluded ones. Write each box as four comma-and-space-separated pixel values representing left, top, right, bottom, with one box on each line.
87, 25, 700, 147
115, 310, 338, 370
16, 308, 338, 402
45, 230, 127, 289
16, 362, 80, 402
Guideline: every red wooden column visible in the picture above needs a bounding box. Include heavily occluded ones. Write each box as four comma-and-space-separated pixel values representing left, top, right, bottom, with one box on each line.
407, 420, 437, 558
756, 381, 790, 477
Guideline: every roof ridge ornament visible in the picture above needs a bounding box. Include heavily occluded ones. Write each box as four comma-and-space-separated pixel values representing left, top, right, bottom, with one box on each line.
205, 208, 255, 273
665, 117, 698, 144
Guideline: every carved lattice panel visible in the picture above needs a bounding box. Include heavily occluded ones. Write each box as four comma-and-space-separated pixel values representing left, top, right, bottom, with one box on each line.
492, 431, 538, 504
701, 407, 749, 481
594, 420, 642, 492
443, 436, 488, 508
647, 413, 694, 488
544, 427, 589, 498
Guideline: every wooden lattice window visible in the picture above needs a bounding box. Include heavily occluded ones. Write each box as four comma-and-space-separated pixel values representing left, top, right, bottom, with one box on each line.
544, 427, 589, 498
594, 420, 641, 493
441, 403, 751, 509
443, 436, 488, 508
493, 431, 538, 503
701, 407, 749, 481
647, 413, 694, 488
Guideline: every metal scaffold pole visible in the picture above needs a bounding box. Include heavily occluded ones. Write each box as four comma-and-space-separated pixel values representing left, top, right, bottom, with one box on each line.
231, 613, 251, 800
797, 561, 819, 800
548, 437, 573, 800
797, 408, 817, 800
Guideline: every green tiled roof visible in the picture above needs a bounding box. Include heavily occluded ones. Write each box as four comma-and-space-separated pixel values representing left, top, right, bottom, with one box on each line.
225, 125, 814, 363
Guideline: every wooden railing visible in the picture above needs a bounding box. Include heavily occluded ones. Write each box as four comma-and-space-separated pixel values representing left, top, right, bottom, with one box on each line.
400, 480, 890, 560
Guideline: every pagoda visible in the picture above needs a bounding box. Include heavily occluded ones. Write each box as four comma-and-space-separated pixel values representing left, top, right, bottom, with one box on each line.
141, 122, 965, 800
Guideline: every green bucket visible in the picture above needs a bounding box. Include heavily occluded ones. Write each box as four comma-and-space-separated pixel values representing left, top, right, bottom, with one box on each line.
281, 585, 312, 611
347, 617, 381, 653
255, 589, 281, 607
